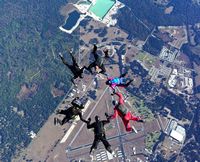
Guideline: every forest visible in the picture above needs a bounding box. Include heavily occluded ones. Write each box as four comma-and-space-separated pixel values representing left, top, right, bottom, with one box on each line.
0, 0, 80, 161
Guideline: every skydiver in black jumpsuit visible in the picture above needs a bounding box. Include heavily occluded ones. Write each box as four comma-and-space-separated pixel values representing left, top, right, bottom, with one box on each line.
54, 97, 88, 125
86, 114, 113, 154
59, 50, 86, 84
87, 44, 107, 75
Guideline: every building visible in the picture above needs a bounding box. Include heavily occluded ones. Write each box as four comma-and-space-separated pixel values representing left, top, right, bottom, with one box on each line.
165, 120, 186, 144
149, 63, 172, 84
156, 119, 186, 159
167, 68, 193, 94
170, 125, 186, 143
159, 46, 178, 63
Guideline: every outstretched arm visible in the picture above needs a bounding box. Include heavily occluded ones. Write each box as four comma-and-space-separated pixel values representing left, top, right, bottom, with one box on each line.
111, 108, 119, 119
111, 84, 116, 90
119, 72, 127, 78
102, 113, 110, 124
86, 118, 94, 129
115, 92, 124, 105
78, 112, 88, 123
92, 45, 98, 60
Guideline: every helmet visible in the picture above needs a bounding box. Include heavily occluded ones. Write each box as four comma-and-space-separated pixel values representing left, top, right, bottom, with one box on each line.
79, 104, 85, 109
106, 80, 111, 85
112, 100, 118, 106
95, 116, 100, 122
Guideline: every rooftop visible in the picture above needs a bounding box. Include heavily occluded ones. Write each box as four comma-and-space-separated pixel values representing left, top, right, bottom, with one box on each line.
170, 129, 184, 143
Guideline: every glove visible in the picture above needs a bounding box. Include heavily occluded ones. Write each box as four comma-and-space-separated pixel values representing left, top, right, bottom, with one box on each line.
58, 53, 63, 58
105, 113, 112, 119
111, 91, 116, 96
112, 89, 116, 94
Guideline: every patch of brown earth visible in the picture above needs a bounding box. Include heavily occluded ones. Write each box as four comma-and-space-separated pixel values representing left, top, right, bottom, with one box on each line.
16, 83, 38, 101
51, 86, 65, 98
59, 4, 75, 17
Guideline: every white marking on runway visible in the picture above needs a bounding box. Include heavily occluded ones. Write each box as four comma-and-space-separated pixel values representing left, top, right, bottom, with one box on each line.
60, 100, 91, 143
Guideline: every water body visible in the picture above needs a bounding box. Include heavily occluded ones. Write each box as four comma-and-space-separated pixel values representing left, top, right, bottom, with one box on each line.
63, 10, 80, 30
89, 0, 115, 20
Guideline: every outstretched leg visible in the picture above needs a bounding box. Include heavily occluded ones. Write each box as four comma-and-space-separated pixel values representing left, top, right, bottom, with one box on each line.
120, 71, 128, 78
69, 52, 79, 67
101, 135, 112, 153
71, 77, 76, 85
124, 79, 133, 87
99, 64, 106, 74
56, 116, 70, 125
56, 109, 68, 115
92, 44, 97, 54
59, 54, 76, 75
122, 117, 132, 132
123, 112, 140, 131
59, 53, 72, 68
90, 137, 100, 154
87, 62, 96, 74
126, 112, 141, 121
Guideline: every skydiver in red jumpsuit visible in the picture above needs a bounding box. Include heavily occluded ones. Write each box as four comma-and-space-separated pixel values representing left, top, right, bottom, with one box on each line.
110, 92, 144, 132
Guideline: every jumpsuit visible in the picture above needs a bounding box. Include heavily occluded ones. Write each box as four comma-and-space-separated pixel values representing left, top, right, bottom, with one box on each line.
111, 92, 141, 132
87, 45, 106, 74
87, 118, 112, 153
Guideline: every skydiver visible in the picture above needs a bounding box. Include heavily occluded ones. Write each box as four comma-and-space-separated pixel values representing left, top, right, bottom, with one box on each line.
106, 72, 133, 91
87, 44, 107, 75
109, 92, 144, 132
86, 114, 114, 155
59, 50, 86, 84
54, 97, 88, 125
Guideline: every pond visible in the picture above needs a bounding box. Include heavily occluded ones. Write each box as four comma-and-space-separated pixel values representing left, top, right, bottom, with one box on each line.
63, 10, 80, 30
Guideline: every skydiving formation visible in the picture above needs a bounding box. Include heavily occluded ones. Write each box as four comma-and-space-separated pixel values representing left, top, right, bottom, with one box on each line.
55, 44, 144, 157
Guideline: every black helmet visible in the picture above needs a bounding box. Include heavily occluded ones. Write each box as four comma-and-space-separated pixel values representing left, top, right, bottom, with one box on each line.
106, 80, 111, 85
79, 104, 85, 109
112, 100, 118, 106
95, 115, 100, 122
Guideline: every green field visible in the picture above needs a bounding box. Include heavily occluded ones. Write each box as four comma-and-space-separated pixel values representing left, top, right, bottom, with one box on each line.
145, 131, 161, 152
